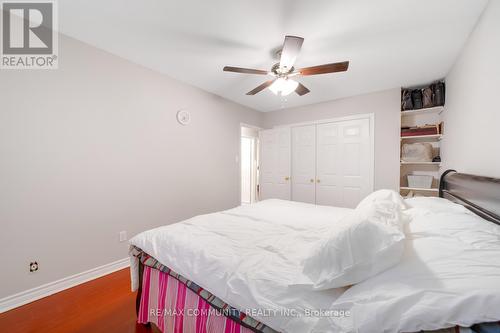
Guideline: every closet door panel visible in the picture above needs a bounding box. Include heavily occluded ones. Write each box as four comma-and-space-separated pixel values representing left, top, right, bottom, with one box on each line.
259, 128, 291, 200
316, 119, 371, 208
339, 119, 371, 207
291, 125, 316, 204
316, 123, 341, 206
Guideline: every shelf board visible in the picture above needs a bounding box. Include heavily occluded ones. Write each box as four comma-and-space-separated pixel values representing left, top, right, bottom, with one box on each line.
400, 161, 441, 166
401, 134, 442, 141
401, 106, 444, 117
400, 187, 439, 192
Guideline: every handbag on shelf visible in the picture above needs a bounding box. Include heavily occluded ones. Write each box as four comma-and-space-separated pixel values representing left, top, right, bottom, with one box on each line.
411, 89, 423, 109
432, 81, 445, 106
422, 87, 433, 108
401, 89, 413, 111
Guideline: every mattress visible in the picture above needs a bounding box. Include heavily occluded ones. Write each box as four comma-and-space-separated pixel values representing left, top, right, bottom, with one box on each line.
129, 199, 352, 332
129, 198, 500, 333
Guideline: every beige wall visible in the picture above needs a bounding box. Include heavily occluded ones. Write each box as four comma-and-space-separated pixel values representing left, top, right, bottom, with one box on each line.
0, 35, 262, 298
441, 0, 500, 178
262, 89, 401, 191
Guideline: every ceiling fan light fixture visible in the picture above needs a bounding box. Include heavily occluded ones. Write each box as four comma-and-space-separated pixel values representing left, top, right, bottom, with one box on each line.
223, 36, 349, 97
269, 78, 299, 96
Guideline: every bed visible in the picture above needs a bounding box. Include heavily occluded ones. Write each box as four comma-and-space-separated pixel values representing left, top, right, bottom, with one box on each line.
129, 170, 500, 333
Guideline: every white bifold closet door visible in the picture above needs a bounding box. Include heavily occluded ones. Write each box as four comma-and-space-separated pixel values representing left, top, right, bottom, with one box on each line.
315, 118, 371, 207
260, 117, 372, 207
259, 128, 291, 200
291, 125, 316, 204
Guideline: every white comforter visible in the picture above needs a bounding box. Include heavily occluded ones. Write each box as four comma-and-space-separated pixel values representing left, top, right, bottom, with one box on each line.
130, 197, 500, 333
129, 199, 352, 333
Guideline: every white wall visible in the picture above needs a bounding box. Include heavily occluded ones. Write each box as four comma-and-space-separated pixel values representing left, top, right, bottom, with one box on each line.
262, 89, 401, 191
0, 35, 262, 298
442, 0, 500, 177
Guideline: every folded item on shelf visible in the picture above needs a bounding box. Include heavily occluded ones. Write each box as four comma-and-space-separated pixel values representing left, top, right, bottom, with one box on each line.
401, 143, 433, 162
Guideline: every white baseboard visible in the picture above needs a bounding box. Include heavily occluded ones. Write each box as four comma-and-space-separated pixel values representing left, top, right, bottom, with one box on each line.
0, 257, 130, 313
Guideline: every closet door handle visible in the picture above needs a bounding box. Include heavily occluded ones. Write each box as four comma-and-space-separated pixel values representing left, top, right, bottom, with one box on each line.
310, 179, 314, 183
316, 179, 321, 183
285, 176, 290, 181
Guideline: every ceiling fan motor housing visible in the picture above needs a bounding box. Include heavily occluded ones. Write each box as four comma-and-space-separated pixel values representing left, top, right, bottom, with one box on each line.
271, 63, 294, 76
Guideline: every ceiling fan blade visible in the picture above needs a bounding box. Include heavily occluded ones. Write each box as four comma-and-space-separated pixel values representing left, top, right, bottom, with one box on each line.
279, 36, 304, 72
298, 61, 349, 76
295, 83, 310, 96
246, 80, 276, 95
223, 66, 269, 75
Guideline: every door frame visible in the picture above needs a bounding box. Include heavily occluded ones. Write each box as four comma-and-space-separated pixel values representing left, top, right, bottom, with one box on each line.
272, 113, 375, 194
239, 123, 262, 204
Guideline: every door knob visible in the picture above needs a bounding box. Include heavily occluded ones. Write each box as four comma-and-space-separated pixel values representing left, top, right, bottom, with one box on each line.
285, 176, 290, 181
316, 179, 321, 183
310, 179, 314, 183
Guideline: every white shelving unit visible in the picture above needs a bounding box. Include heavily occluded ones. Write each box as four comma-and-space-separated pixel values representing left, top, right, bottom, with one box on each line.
401, 134, 442, 141
400, 161, 441, 166
400, 103, 444, 197
400, 106, 444, 117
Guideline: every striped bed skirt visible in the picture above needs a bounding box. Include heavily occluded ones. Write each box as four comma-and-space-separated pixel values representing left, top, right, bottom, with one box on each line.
138, 265, 257, 333
135, 255, 500, 333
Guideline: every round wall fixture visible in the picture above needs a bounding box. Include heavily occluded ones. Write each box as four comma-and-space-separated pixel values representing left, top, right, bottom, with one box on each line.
176, 109, 191, 125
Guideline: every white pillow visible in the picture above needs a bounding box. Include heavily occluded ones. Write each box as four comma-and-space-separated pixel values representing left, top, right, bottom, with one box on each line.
405, 196, 470, 214
294, 200, 407, 290
326, 208, 500, 333
357, 189, 409, 210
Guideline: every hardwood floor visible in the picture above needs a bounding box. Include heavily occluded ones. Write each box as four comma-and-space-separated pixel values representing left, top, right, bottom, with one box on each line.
0, 268, 160, 333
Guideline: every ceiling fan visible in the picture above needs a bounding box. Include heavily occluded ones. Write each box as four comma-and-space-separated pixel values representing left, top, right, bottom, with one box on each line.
223, 35, 349, 97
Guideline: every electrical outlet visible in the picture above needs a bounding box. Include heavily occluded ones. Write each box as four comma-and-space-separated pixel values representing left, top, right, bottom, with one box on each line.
119, 231, 127, 242
29, 261, 39, 273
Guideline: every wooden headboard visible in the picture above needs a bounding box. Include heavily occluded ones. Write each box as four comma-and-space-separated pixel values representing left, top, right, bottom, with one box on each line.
439, 169, 500, 225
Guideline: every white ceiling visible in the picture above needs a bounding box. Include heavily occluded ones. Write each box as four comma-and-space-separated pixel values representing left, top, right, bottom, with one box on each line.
59, 0, 488, 112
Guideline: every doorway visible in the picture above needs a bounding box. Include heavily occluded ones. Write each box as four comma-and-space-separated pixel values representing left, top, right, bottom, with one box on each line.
240, 125, 259, 204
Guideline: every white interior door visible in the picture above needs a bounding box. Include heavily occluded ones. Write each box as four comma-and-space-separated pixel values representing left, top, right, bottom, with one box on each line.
259, 128, 291, 200
291, 125, 316, 204
240, 136, 254, 204
316, 118, 371, 208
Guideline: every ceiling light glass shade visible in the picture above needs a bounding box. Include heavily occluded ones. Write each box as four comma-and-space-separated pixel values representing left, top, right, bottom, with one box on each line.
269, 78, 299, 96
